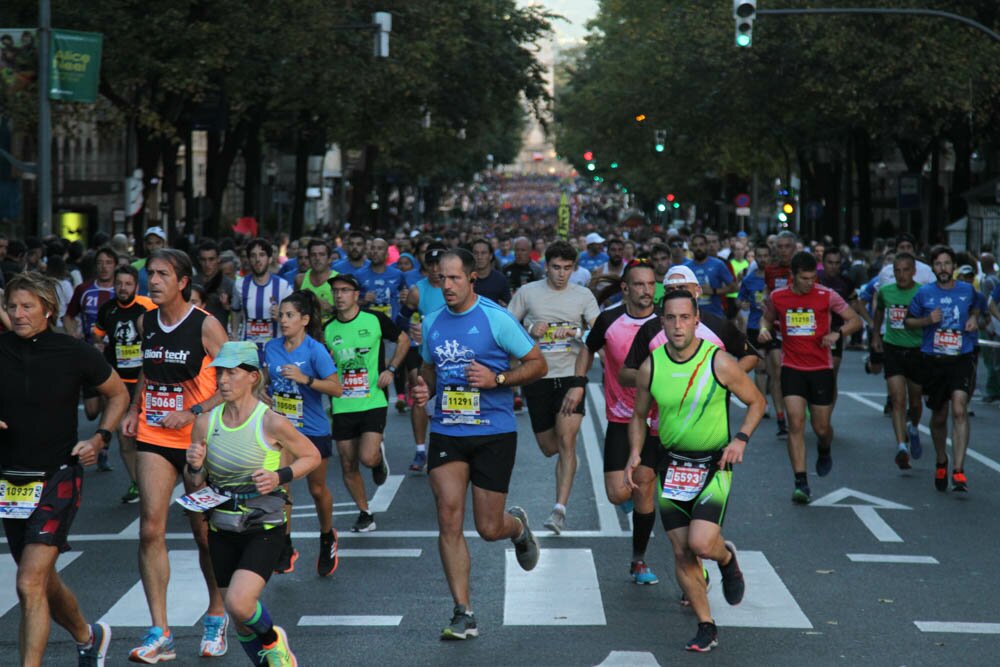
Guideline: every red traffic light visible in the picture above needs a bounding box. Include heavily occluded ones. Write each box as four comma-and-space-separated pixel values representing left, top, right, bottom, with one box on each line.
666, 193, 676, 202
583, 151, 594, 161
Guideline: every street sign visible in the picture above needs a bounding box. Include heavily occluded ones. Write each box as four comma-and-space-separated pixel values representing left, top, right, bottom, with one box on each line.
734, 193, 751, 208
557, 192, 570, 239
736, 206, 751, 216
898, 173, 920, 210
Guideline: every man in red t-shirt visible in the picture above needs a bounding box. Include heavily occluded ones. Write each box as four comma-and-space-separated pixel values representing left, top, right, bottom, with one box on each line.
759, 251, 861, 504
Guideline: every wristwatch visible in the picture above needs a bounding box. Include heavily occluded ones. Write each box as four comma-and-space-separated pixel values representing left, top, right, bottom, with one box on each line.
96, 428, 112, 444
387, 364, 398, 374
190, 404, 204, 417
495, 373, 507, 387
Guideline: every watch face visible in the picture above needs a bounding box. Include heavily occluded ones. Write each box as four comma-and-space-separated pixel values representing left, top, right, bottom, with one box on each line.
497, 373, 506, 385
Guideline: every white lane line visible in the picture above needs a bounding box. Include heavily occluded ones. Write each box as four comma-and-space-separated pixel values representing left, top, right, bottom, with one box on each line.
914, 621, 1000, 634
710, 551, 812, 629
337, 549, 421, 558
369, 474, 403, 513
851, 506, 903, 543
504, 547, 606, 626
842, 392, 1000, 474
119, 483, 184, 538
596, 651, 662, 666
299, 615, 402, 626
0, 552, 81, 619
847, 554, 938, 564
100, 550, 207, 627
586, 384, 630, 536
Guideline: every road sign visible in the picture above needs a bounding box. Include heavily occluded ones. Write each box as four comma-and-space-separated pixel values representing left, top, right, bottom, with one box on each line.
898, 174, 921, 210
736, 206, 751, 216
734, 193, 751, 207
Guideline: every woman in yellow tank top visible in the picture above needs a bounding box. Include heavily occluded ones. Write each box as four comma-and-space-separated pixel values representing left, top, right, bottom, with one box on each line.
185, 341, 319, 666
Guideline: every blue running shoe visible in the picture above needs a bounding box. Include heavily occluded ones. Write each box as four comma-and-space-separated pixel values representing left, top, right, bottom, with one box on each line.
908, 424, 922, 460
129, 626, 176, 664
618, 498, 634, 515
630, 560, 659, 585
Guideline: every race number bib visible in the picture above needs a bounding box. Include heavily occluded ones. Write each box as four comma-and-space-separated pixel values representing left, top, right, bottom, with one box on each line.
145, 383, 185, 426
0, 478, 45, 519
888, 306, 908, 330
785, 309, 817, 336
540, 322, 576, 352
176, 487, 231, 513
441, 384, 481, 425
116, 343, 143, 369
932, 328, 962, 356
661, 456, 711, 502
246, 319, 272, 343
342, 369, 371, 399
273, 391, 304, 428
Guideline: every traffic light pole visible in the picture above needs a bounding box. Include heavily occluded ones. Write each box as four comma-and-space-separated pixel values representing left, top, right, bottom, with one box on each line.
756, 8, 1000, 43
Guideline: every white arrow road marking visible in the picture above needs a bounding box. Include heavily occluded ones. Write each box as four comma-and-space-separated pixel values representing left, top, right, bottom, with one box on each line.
811, 487, 911, 543
595, 651, 662, 666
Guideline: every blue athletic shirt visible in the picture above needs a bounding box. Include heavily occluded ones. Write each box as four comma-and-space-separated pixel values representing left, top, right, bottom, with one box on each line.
421, 296, 534, 436
357, 265, 406, 321
737, 272, 767, 329
577, 251, 609, 273
403, 269, 423, 288
683, 257, 734, 318
264, 335, 338, 436
417, 277, 446, 315
332, 258, 371, 275
907, 281, 978, 356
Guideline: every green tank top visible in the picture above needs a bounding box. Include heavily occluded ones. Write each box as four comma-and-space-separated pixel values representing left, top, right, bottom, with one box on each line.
649, 340, 730, 452
727, 258, 748, 298
877, 282, 923, 348
324, 309, 389, 414
204, 402, 281, 490
301, 268, 338, 310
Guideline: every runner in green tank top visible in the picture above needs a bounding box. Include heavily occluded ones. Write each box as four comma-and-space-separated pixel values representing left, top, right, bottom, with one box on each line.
295, 239, 338, 318
185, 341, 319, 666
625, 290, 766, 653
871, 252, 925, 469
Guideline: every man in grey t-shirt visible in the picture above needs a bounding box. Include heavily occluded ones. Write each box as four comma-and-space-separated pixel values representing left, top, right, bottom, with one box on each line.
508, 240, 600, 534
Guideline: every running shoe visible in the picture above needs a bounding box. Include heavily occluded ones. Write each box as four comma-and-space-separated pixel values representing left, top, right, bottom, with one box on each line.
128, 626, 176, 664
907, 424, 922, 460
935, 461, 948, 492
952, 470, 968, 493
121, 481, 140, 504
513, 395, 524, 411
776, 420, 788, 439
440, 605, 478, 640
274, 542, 299, 574
200, 614, 228, 657
77, 621, 111, 667
543, 508, 566, 535
792, 484, 812, 504
409, 450, 427, 473
894, 448, 911, 470
685, 621, 719, 652
815, 448, 833, 477
719, 541, 745, 605
257, 626, 296, 666
317, 529, 339, 576
97, 450, 113, 472
680, 565, 711, 606
373, 441, 389, 486
352, 511, 376, 533
630, 560, 659, 585
395, 397, 408, 414
507, 506, 540, 571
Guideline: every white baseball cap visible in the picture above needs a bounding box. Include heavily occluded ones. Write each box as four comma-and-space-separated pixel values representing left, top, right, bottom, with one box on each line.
664, 265, 698, 286
144, 226, 167, 241
585, 232, 606, 245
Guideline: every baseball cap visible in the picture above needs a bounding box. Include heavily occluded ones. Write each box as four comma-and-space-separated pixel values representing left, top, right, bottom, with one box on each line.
585, 232, 606, 245
209, 341, 261, 370
664, 265, 698, 286
424, 244, 448, 265
144, 226, 167, 242
330, 273, 361, 290
957, 265, 976, 276
736, 231, 748, 238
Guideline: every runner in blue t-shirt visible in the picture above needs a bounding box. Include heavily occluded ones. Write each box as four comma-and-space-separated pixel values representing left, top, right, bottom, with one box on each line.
905, 246, 979, 494
684, 234, 735, 318
264, 290, 344, 576
738, 245, 770, 409
331, 230, 371, 275
411, 248, 546, 641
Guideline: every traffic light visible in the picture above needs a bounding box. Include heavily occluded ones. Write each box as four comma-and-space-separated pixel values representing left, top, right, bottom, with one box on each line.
583, 150, 593, 161
666, 193, 676, 202
733, 1, 756, 47
654, 129, 666, 153
782, 202, 795, 216
634, 113, 647, 123
586, 162, 596, 172
657, 202, 667, 213
610, 162, 619, 169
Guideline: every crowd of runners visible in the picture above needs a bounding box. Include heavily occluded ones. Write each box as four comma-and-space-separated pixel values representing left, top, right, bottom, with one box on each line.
0, 199, 995, 664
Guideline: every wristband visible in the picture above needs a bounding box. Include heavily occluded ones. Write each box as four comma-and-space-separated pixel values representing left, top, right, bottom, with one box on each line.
573, 376, 588, 388
735, 432, 750, 443
276, 466, 293, 485
96, 428, 113, 444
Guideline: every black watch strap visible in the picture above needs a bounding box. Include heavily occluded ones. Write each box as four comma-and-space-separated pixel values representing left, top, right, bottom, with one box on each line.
735, 431, 750, 443
96, 428, 112, 444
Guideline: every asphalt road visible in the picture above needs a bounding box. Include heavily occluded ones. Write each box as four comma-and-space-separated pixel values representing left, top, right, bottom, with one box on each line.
3, 349, 1000, 666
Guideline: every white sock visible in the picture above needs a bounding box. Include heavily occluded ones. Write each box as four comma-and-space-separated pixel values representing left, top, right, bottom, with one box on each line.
416, 443, 426, 453
553, 503, 566, 515
898, 442, 908, 451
